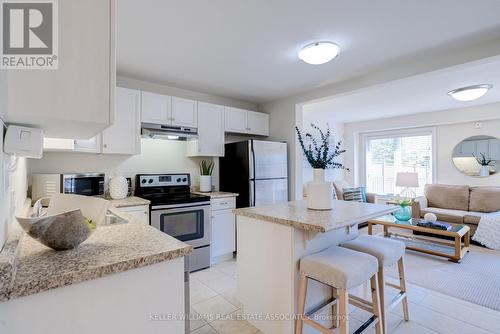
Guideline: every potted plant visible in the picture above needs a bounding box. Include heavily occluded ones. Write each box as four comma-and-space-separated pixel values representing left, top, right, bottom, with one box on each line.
473, 153, 492, 177
199, 160, 214, 192
394, 198, 413, 221
295, 124, 349, 210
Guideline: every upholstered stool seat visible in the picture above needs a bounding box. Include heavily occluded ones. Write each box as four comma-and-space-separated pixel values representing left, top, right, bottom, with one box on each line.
340, 235, 409, 334
340, 235, 405, 268
300, 245, 378, 290
296, 246, 383, 334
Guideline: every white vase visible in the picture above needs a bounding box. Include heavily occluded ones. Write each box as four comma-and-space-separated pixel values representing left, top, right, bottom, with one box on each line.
306, 169, 333, 210
199, 175, 212, 192
480, 165, 490, 177
109, 175, 128, 199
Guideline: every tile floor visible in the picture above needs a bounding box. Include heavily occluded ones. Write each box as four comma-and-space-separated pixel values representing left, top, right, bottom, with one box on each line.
189, 257, 500, 334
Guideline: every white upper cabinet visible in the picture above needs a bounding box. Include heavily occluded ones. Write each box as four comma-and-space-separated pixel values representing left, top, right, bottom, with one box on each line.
5, 0, 116, 139
44, 136, 101, 153
224, 107, 269, 136
187, 102, 224, 157
225, 107, 248, 133
247, 111, 269, 136
171, 97, 197, 127
102, 87, 141, 154
141, 92, 171, 124
489, 139, 500, 160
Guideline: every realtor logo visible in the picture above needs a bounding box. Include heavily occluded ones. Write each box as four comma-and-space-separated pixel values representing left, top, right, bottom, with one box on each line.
1, 0, 58, 69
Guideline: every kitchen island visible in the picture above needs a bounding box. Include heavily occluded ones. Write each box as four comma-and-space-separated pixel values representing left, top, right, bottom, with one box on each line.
0, 204, 192, 334
235, 200, 396, 334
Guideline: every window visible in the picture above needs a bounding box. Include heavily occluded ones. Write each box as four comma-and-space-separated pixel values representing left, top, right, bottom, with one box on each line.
364, 129, 434, 196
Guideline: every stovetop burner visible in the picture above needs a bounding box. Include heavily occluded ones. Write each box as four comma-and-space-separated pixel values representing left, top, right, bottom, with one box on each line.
134, 173, 210, 207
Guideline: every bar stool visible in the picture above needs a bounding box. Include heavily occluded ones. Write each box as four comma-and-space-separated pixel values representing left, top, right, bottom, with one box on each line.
296, 246, 383, 334
341, 235, 409, 334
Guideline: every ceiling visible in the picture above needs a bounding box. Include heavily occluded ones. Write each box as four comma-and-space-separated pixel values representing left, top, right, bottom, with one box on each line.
303, 57, 500, 123
117, 0, 500, 104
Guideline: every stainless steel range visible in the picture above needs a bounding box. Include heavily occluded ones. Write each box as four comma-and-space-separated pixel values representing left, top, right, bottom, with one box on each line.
135, 173, 211, 273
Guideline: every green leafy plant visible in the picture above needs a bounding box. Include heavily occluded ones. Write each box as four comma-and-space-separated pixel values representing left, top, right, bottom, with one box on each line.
473, 153, 492, 166
395, 199, 413, 207
199, 160, 214, 176
295, 123, 349, 170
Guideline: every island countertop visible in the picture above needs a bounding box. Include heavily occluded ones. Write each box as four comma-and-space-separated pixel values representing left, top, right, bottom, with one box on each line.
234, 200, 397, 233
0, 206, 192, 302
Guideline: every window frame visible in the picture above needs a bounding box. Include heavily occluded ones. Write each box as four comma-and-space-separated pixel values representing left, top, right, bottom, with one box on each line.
360, 127, 437, 195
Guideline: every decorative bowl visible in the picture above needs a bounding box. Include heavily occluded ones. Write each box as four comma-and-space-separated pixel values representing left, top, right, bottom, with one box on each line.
16, 209, 92, 251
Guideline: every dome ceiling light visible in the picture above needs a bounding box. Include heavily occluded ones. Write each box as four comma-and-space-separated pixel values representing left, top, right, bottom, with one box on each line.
298, 41, 340, 65
447, 84, 493, 102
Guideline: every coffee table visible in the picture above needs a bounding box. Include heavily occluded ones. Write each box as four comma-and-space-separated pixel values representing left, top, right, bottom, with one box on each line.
368, 216, 470, 263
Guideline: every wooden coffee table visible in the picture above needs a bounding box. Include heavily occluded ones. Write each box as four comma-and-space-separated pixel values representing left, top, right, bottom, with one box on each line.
368, 216, 470, 263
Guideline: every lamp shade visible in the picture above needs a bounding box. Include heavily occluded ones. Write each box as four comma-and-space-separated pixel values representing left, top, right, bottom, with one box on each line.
396, 172, 419, 188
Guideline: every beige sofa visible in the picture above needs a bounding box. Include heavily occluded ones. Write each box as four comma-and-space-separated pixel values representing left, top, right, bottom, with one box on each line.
413, 184, 500, 235
332, 180, 376, 204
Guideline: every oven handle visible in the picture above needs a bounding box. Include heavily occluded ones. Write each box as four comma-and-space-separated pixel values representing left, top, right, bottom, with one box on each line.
151, 201, 211, 210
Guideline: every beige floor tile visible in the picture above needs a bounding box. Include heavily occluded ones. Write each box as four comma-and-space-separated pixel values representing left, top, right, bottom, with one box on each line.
191, 324, 217, 334
210, 317, 259, 334
190, 279, 218, 305
213, 259, 237, 277
192, 295, 239, 322
393, 321, 439, 334
220, 287, 243, 309
190, 307, 208, 331
204, 274, 237, 294
420, 294, 500, 333
191, 267, 226, 284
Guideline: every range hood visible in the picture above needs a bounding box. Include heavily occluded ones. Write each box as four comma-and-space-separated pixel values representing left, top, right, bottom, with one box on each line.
141, 123, 198, 141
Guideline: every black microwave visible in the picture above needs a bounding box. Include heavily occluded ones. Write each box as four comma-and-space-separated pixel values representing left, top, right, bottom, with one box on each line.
62, 173, 105, 197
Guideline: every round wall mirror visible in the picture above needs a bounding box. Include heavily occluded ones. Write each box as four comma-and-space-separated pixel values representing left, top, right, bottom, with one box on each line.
452, 135, 500, 177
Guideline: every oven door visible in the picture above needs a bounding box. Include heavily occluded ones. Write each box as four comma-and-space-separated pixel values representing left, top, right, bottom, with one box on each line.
151, 203, 210, 248
62, 173, 105, 196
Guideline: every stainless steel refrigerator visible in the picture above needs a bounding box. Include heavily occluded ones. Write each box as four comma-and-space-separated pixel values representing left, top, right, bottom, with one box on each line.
219, 140, 288, 208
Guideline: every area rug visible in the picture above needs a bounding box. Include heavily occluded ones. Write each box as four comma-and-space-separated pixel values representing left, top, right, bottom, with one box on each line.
385, 245, 500, 311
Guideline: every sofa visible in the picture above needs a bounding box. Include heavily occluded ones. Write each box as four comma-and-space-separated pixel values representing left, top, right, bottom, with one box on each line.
413, 184, 500, 235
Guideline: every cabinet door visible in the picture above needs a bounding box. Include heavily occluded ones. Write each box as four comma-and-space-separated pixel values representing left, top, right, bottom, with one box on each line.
489, 139, 500, 160
195, 102, 224, 156
102, 87, 141, 154
475, 139, 490, 157
117, 205, 149, 224
141, 91, 171, 124
247, 111, 269, 136
6, 0, 115, 139
224, 107, 249, 133
171, 97, 197, 127
460, 141, 475, 155
211, 209, 236, 259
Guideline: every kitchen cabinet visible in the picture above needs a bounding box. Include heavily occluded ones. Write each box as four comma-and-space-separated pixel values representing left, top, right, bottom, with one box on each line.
187, 102, 224, 157
171, 97, 197, 127
102, 88, 141, 154
210, 197, 236, 264
489, 139, 500, 160
116, 205, 149, 224
224, 107, 269, 136
141, 91, 171, 124
44, 136, 101, 153
5, 0, 116, 139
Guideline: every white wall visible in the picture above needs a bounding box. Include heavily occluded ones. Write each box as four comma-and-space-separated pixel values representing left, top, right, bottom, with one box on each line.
343, 103, 500, 188
28, 138, 214, 191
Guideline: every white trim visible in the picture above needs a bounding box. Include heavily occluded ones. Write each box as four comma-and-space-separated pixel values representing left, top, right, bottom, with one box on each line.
359, 126, 437, 193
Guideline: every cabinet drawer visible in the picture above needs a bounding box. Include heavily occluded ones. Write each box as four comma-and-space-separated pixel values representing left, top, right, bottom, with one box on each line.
211, 197, 236, 211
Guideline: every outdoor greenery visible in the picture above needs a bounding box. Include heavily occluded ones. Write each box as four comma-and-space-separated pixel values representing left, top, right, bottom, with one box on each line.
295, 124, 349, 170
199, 160, 214, 175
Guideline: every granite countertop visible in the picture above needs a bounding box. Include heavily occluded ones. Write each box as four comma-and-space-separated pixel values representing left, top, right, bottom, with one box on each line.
0, 202, 191, 302
106, 196, 150, 208
234, 200, 397, 233
191, 191, 239, 199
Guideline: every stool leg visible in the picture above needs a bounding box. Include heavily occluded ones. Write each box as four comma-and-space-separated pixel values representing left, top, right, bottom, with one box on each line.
377, 269, 387, 334
295, 273, 308, 334
398, 257, 410, 321
370, 275, 383, 334
331, 287, 338, 328
338, 289, 349, 334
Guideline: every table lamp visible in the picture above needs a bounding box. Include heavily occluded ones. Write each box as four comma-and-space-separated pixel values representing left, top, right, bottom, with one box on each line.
396, 172, 419, 199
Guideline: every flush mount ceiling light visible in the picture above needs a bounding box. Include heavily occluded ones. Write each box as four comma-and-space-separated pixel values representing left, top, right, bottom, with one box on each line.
298, 41, 340, 65
447, 84, 493, 102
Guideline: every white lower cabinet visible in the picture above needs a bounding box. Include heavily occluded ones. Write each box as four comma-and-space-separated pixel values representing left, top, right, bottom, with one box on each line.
210, 198, 236, 264
116, 205, 149, 224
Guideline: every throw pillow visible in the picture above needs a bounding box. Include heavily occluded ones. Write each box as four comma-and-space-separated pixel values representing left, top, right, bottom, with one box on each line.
343, 187, 367, 202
